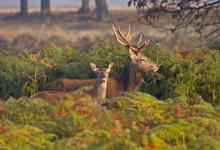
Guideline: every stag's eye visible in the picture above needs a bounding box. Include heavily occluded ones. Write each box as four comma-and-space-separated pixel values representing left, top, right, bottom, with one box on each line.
141, 59, 146, 62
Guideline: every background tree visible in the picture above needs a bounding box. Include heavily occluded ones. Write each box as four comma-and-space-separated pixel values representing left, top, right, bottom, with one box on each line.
41, 0, 50, 15
95, 0, 110, 21
20, 0, 28, 16
128, 0, 220, 38
78, 0, 91, 14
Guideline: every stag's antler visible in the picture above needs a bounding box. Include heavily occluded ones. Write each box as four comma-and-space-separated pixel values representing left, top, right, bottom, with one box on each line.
112, 25, 136, 51
137, 33, 149, 52
138, 39, 149, 52
112, 25, 149, 52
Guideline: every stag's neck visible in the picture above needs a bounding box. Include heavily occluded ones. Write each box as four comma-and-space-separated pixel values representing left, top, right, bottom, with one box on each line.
93, 80, 107, 99
118, 60, 143, 91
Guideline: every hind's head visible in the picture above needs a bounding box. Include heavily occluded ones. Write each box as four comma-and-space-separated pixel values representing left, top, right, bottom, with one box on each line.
90, 63, 114, 82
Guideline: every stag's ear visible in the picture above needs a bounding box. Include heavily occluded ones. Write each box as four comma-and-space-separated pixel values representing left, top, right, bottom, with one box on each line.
129, 48, 138, 59
107, 63, 114, 73
90, 63, 98, 72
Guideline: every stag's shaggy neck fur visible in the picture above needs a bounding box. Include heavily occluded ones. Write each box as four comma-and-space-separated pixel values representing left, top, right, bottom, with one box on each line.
117, 58, 143, 91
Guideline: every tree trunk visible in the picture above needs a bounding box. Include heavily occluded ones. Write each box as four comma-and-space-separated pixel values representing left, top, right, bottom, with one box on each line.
95, 0, 110, 21
41, 0, 50, 15
78, 0, 91, 14
20, 0, 28, 16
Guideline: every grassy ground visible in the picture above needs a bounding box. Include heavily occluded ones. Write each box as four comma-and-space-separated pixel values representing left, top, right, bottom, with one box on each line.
0, 8, 204, 54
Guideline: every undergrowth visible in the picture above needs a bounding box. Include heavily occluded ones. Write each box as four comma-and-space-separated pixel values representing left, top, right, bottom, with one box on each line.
1, 41, 220, 105
0, 92, 220, 149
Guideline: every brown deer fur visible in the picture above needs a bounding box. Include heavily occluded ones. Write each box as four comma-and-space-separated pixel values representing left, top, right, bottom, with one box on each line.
31, 63, 114, 102
46, 79, 95, 91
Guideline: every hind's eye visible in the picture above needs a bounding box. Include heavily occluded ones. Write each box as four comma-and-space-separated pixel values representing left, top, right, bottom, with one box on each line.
141, 59, 145, 62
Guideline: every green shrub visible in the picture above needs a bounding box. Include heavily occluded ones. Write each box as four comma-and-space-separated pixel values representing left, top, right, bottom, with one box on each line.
1, 91, 220, 149
1, 41, 220, 105
4, 97, 55, 124
0, 121, 57, 150
140, 46, 220, 105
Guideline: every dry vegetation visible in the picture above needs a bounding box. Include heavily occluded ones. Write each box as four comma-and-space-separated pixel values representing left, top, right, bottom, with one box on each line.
0, 8, 206, 54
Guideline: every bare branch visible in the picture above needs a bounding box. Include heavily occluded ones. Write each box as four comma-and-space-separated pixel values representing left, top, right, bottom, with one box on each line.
128, 0, 220, 38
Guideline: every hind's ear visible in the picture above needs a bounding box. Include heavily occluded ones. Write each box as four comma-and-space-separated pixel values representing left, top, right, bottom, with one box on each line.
90, 63, 98, 72
108, 63, 114, 69
107, 63, 114, 73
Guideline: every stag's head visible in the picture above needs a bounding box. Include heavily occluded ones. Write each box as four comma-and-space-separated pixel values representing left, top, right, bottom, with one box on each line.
113, 25, 159, 73
90, 63, 114, 82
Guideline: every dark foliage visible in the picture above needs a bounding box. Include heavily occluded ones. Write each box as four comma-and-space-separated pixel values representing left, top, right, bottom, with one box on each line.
128, 0, 220, 38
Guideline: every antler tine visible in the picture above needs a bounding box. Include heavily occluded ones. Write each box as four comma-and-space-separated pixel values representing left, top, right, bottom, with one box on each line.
138, 33, 143, 47
138, 40, 150, 52
117, 25, 130, 45
112, 25, 128, 47
127, 26, 132, 41
112, 25, 137, 51
117, 25, 139, 51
